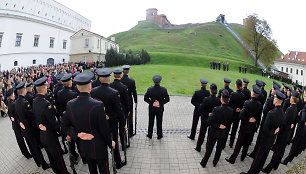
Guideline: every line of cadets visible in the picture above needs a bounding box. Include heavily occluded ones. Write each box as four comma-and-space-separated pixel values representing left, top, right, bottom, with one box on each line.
188, 78, 306, 174
6, 65, 138, 174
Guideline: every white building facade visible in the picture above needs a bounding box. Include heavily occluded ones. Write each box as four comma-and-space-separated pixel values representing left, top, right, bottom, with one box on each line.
0, 0, 91, 71
274, 51, 306, 85
70, 29, 119, 63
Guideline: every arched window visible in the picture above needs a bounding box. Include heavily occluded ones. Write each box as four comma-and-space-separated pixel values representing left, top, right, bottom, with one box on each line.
14, 61, 18, 66
33, 59, 36, 64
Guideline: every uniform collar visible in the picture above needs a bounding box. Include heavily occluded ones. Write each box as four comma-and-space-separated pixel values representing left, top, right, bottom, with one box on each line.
78, 92, 90, 97
36, 94, 45, 98
101, 83, 110, 87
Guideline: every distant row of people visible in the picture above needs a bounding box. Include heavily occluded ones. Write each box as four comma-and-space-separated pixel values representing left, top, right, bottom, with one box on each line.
239, 66, 247, 73
210, 61, 229, 71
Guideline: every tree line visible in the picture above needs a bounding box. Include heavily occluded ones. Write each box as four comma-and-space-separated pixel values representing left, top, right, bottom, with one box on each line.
105, 48, 151, 67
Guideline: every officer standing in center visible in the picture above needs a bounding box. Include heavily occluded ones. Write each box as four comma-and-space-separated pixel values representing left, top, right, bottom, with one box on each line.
33, 77, 69, 174
63, 71, 116, 174
228, 79, 245, 148
194, 83, 221, 152
226, 85, 263, 164
200, 89, 234, 168
187, 79, 210, 140
91, 68, 126, 169
121, 65, 138, 137
110, 68, 130, 149
144, 75, 170, 140
241, 90, 286, 174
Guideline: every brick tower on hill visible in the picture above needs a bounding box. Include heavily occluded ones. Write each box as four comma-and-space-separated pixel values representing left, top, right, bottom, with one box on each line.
138, 8, 171, 27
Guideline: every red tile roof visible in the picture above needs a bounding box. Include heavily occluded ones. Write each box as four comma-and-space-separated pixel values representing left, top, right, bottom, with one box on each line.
275, 51, 306, 65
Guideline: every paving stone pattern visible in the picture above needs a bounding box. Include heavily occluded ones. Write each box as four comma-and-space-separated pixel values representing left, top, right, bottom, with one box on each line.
0, 95, 304, 174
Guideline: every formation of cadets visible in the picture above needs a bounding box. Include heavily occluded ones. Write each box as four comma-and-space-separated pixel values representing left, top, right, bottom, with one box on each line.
5, 64, 147, 174
188, 78, 306, 174
3, 61, 306, 174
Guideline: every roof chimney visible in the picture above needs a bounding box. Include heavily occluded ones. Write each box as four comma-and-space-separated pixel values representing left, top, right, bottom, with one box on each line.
111, 37, 115, 42
288, 50, 290, 55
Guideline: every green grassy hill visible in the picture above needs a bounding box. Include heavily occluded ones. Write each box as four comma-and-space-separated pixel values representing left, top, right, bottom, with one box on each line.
111, 22, 256, 70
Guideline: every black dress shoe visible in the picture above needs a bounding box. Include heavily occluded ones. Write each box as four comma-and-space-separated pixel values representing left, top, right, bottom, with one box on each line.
280, 160, 288, 165
129, 134, 135, 138
194, 147, 201, 152
116, 161, 126, 169
187, 135, 195, 140
213, 162, 217, 167
25, 155, 32, 159
82, 158, 87, 164
146, 135, 152, 139
240, 172, 247, 174
225, 157, 235, 164
200, 162, 206, 168
42, 163, 50, 170
262, 167, 271, 173
126, 144, 130, 148
247, 152, 254, 158
157, 136, 163, 140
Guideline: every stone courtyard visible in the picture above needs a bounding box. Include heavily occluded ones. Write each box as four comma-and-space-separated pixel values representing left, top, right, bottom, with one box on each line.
0, 95, 304, 174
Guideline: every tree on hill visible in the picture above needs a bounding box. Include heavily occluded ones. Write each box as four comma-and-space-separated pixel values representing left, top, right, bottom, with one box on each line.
242, 14, 278, 67
105, 48, 150, 67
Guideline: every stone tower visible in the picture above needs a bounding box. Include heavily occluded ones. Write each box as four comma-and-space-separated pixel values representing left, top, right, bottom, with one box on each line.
146, 8, 158, 21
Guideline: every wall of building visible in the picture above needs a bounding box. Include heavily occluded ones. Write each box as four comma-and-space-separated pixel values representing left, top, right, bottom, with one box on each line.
0, 0, 91, 31
274, 61, 306, 85
0, 0, 91, 70
70, 53, 105, 63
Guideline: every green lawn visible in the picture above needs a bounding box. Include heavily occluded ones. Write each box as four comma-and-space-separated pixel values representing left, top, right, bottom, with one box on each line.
107, 64, 281, 96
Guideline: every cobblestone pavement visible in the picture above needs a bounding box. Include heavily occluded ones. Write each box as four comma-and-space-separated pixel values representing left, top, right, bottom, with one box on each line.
0, 95, 305, 174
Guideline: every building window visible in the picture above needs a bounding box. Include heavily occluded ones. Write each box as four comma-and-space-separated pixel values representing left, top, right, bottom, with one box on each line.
290, 68, 292, 73
286, 68, 288, 72
63, 59, 65, 63
33, 35, 39, 47
0, 33, 3, 47
14, 61, 18, 66
33, 59, 36, 64
49, 37, 54, 48
301, 70, 303, 76
63, 40, 67, 49
15, 34, 22, 47
281, 67, 283, 71
296, 69, 299, 75
97, 39, 100, 48
85, 38, 89, 47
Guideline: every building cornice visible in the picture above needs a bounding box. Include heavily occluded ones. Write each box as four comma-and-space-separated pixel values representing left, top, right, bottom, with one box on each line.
0, 52, 69, 56
0, 12, 76, 33
274, 61, 306, 67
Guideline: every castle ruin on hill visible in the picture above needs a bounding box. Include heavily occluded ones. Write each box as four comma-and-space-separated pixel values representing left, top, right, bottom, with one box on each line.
138, 8, 202, 29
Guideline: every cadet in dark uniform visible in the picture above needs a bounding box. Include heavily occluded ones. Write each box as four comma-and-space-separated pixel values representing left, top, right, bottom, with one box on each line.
261, 81, 267, 100
63, 71, 115, 174
144, 75, 170, 139
282, 96, 306, 165
262, 90, 298, 173
91, 71, 101, 88
91, 68, 126, 169
7, 88, 32, 159
282, 86, 292, 112
110, 68, 130, 149
269, 81, 281, 98
33, 77, 69, 174
187, 79, 210, 140
241, 78, 251, 101
71, 72, 80, 93
241, 90, 285, 174
121, 65, 138, 137
54, 74, 64, 119
217, 78, 233, 98
15, 82, 50, 169
194, 83, 221, 152
200, 89, 234, 168
226, 85, 263, 164
58, 73, 80, 161
228, 79, 245, 148
255, 80, 265, 105
25, 82, 34, 107
248, 83, 279, 158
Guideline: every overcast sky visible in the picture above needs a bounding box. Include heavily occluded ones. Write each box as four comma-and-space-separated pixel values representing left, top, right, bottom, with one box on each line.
57, 0, 306, 54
